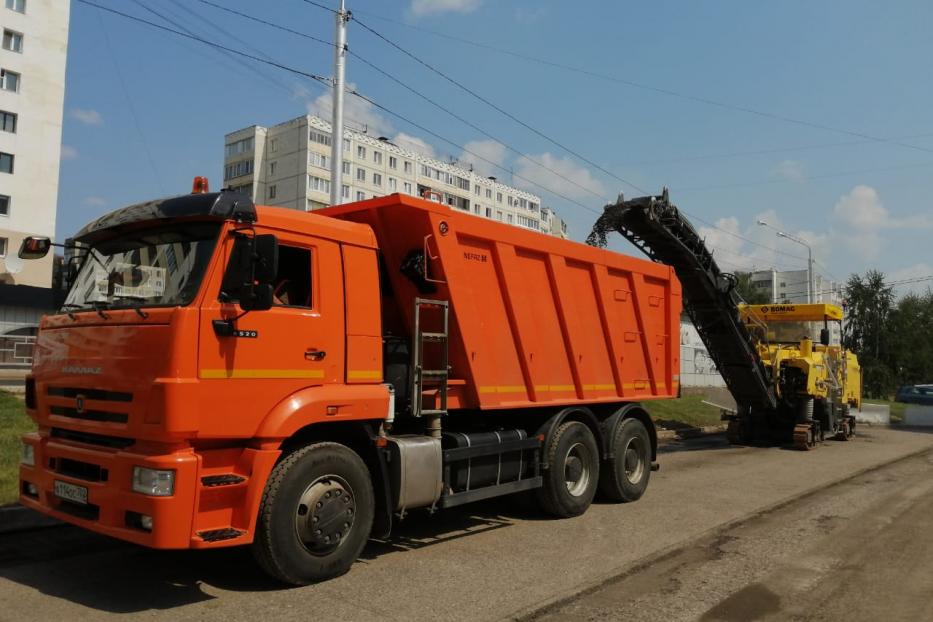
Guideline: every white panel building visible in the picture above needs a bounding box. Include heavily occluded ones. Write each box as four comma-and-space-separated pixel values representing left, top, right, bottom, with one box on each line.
0, 0, 70, 361
223, 115, 568, 238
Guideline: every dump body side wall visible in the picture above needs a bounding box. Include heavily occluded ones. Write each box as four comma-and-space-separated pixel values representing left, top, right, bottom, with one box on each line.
320, 194, 681, 411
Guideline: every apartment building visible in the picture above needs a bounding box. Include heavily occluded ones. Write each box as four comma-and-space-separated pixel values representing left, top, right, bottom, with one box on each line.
748, 268, 842, 306
0, 0, 69, 363
223, 115, 568, 238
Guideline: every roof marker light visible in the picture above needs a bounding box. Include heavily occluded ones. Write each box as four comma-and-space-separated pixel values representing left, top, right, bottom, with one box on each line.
192, 176, 210, 194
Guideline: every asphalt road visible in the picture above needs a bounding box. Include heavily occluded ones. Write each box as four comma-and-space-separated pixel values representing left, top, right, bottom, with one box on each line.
1, 426, 932, 622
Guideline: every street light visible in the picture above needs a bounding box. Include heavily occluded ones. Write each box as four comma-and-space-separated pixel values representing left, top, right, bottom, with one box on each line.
757, 220, 813, 304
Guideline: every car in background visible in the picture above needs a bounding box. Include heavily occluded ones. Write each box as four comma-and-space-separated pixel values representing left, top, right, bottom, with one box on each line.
895, 384, 933, 406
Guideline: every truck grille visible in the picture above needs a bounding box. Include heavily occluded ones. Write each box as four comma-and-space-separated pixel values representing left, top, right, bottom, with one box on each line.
51, 427, 135, 450
47, 387, 133, 402
52, 457, 109, 482
50, 405, 129, 424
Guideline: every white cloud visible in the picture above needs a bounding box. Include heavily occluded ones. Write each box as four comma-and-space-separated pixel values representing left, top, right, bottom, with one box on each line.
513, 152, 606, 201
393, 132, 436, 158
60, 145, 78, 160
459, 139, 507, 176
833, 184, 933, 230
70, 108, 103, 125
303, 83, 392, 137
771, 159, 805, 182
410, 0, 481, 17
82, 196, 107, 208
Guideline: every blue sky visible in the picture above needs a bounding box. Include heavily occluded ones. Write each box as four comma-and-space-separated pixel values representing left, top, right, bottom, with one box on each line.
59, 0, 933, 294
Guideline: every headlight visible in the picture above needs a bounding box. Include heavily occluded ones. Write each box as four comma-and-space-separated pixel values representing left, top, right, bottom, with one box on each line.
20, 443, 35, 466
132, 467, 175, 497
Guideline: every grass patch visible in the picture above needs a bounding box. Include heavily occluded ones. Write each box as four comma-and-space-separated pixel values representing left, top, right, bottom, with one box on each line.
864, 399, 907, 423
642, 394, 725, 430
1, 390, 35, 506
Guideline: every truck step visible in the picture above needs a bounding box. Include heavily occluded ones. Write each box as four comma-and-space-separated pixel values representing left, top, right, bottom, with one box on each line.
200, 474, 247, 487
421, 332, 448, 342
420, 369, 449, 378
197, 527, 245, 542
418, 409, 448, 416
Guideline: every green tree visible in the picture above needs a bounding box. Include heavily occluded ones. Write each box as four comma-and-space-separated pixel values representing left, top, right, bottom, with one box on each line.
887, 290, 933, 387
734, 272, 771, 304
843, 270, 895, 397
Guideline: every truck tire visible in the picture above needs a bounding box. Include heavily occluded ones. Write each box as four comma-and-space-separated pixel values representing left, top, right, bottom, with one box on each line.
598, 417, 651, 502
252, 442, 374, 585
535, 421, 599, 518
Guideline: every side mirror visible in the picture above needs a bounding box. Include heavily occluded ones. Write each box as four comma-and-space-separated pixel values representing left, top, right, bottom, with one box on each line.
820, 328, 831, 346
18, 236, 51, 259
219, 232, 279, 312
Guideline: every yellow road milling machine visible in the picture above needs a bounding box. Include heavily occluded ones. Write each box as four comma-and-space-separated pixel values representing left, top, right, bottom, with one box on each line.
589, 189, 862, 450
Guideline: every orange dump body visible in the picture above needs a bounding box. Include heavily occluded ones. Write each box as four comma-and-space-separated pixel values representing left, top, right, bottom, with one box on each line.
322, 194, 682, 410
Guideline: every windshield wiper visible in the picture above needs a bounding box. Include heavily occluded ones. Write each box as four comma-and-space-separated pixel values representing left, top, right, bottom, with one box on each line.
111, 294, 150, 318
89, 301, 111, 320
60, 303, 83, 320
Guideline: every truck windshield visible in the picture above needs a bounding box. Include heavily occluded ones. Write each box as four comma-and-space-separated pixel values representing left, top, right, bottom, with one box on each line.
766, 320, 815, 344
62, 222, 221, 311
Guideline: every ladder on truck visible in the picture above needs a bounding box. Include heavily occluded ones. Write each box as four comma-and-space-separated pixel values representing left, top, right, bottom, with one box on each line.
411, 298, 449, 419
587, 189, 777, 413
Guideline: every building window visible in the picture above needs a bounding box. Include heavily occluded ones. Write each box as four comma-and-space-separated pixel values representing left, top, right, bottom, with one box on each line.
496, 210, 503, 221
5, 0, 25, 14
388, 177, 397, 191
269, 138, 277, 152
224, 159, 253, 180
0, 194, 8, 216
507, 214, 514, 223
529, 201, 539, 212
474, 185, 481, 196
356, 167, 366, 182
268, 161, 277, 176
357, 145, 366, 159
1, 69, 19, 92
308, 152, 329, 169
341, 184, 350, 199
0, 236, 6, 257
485, 207, 492, 218
485, 188, 492, 199
0, 111, 15, 133
356, 191, 365, 201
496, 192, 502, 204
309, 129, 331, 146
373, 150, 382, 165
404, 161, 413, 174
403, 182, 412, 194
2, 30, 22, 53
342, 137, 351, 151
0, 152, 13, 174
389, 156, 397, 169
224, 136, 254, 157
373, 173, 382, 187
342, 160, 350, 174
474, 204, 480, 214
308, 175, 330, 194
267, 184, 277, 200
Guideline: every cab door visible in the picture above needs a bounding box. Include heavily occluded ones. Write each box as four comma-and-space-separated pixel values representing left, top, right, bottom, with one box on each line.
197, 228, 346, 437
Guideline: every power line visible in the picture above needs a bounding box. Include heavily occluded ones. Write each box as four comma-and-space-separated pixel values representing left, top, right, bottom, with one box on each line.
347, 15, 647, 194
78, 0, 602, 215
194, 0, 610, 203
345, 7, 933, 158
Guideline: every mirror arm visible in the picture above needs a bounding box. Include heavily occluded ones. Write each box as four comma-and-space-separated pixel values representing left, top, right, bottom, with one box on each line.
212, 308, 252, 337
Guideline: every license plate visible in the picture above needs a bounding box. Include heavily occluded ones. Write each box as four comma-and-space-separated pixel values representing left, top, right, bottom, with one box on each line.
54, 480, 88, 505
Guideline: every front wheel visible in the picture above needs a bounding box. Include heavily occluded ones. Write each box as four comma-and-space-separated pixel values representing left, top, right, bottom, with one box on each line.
598, 418, 651, 502
535, 421, 600, 518
252, 442, 374, 585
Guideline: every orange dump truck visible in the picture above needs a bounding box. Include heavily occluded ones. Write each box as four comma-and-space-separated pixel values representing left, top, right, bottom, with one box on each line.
18, 188, 681, 584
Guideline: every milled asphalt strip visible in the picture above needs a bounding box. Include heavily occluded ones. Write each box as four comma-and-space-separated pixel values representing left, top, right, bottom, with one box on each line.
510, 442, 933, 621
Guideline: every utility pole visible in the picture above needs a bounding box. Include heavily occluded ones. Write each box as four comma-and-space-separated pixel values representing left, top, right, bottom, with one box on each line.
328, 0, 349, 206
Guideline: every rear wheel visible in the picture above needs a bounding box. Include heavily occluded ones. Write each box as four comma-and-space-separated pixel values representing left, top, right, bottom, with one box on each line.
536, 421, 600, 518
598, 418, 652, 502
252, 442, 374, 585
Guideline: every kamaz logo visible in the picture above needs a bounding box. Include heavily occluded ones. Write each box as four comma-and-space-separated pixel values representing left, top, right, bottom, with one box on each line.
463, 252, 488, 263
761, 305, 795, 313
61, 366, 102, 375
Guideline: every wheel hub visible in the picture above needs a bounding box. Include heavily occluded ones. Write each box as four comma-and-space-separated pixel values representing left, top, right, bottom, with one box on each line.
564, 442, 591, 497
295, 476, 355, 555
623, 436, 646, 484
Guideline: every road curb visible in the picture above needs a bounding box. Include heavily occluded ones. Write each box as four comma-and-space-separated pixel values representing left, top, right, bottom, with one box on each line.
0, 504, 61, 534
510, 441, 933, 621
657, 424, 726, 441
